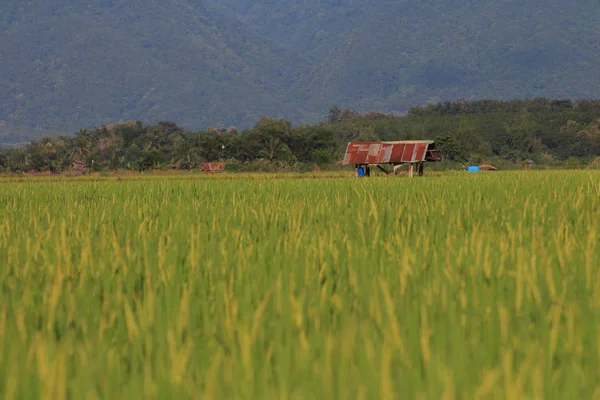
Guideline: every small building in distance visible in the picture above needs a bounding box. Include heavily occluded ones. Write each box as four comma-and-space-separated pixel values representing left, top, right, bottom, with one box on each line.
342, 140, 441, 177
200, 162, 225, 174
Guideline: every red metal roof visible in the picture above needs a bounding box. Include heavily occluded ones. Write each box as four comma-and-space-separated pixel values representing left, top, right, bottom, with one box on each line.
200, 162, 225, 173
342, 141, 440, 165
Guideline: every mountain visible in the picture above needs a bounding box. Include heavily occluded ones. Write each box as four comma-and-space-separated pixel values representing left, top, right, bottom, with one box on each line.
210, 0, 600, 113
305, 0, 600, 113
202, 0, 366, 62
0, 0, 310, 134
1, 0, 599, 144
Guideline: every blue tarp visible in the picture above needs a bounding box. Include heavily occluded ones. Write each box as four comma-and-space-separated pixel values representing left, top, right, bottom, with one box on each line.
467, 166, 480, 172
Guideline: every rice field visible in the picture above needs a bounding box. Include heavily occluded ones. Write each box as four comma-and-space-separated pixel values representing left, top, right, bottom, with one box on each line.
1, 170, 600, 399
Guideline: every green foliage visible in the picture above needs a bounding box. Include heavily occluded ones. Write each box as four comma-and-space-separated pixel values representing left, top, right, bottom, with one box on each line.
563, 157, 584, 170
311, 148, 334, 165
1, 99, 600, 172
434, 135, 464, 161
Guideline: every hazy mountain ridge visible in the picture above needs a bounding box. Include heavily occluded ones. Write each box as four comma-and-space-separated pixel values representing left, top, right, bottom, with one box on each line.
211, 0, 600, 112
1, 0, 599, 144
0, 0, 309, 134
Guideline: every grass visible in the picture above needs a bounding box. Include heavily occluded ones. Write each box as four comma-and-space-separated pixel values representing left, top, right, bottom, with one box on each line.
1, 170, 600, 399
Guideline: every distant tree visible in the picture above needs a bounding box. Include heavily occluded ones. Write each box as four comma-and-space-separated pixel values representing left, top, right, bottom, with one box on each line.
338, 108, 361, 122
3, 98, 600, 173
456, 98, 473, 114
0, 150, 7, 171
6, 149, 29, 172
435, 135, 464, 161
364, 110, 387, 120
576, 100, 600, 113
312, 148, 334, 165
354, 126, 379, 142
259, 136, 292, 161
249, 117, 295, 162
502, 110, 538, 159
207, 126, 224, 134
328, 105, 342, 123
25, 137, 59, 171
254, 117, 292, 137
139, 150, 165, 170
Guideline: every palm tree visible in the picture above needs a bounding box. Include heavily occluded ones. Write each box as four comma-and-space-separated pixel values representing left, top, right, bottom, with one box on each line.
259, 136, 285, 161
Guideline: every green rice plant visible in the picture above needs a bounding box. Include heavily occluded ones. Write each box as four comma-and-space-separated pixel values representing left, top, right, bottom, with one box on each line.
0, 170, 600, 399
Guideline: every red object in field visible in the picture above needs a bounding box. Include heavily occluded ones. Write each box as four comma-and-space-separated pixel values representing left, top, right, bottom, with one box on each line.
200, 162, 225, 174
342, 140, 440, 165
479, 164, 498, 171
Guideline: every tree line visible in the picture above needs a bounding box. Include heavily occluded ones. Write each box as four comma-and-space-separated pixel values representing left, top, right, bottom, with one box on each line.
1, 98, 599, 173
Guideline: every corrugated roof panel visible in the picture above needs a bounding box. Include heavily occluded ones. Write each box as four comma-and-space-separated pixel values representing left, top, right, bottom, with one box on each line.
343, 141, 436, 165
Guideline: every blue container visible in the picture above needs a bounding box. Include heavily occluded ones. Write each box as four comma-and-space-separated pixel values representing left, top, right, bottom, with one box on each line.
357, 167, 365, 177
467, 166, 480, 172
